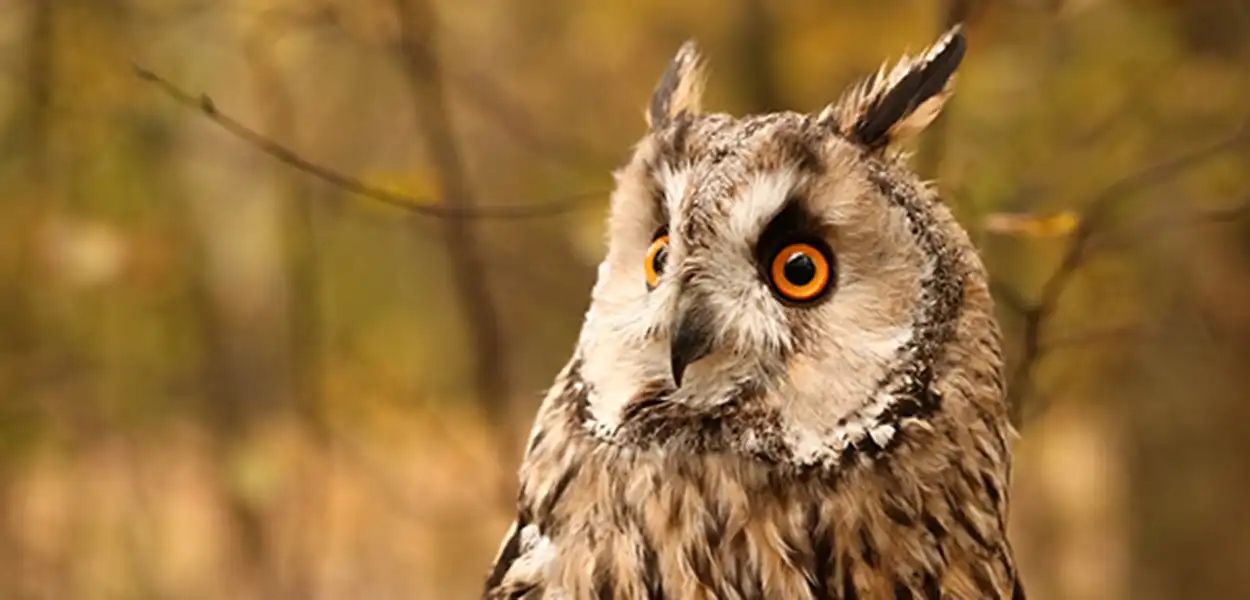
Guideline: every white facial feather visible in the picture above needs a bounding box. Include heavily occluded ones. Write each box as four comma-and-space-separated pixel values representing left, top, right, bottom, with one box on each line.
726, 169, 799, 243
575, 106, 946, 461
656, 164, 689, 221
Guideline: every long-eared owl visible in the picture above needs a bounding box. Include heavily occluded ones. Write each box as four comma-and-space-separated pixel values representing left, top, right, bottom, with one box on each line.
484, 26, 1024, 600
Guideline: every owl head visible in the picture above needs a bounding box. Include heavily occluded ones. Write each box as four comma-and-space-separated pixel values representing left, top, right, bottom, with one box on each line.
571, 27, 1004, 467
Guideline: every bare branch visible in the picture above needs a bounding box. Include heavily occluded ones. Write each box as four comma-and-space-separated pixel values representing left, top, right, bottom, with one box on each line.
132, 63, 603, 220
1006, 123, 1250, 426
990, 280, 1030, 318
1078, 120, 1250, 232
1087, 191, 1250, 256
1039, 324, 1144, 354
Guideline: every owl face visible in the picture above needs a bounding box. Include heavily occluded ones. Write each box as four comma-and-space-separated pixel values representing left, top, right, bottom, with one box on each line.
573, 29, 985, 465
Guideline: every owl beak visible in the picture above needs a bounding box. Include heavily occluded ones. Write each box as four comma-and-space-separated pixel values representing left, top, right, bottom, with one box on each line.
670, 308, 715, 388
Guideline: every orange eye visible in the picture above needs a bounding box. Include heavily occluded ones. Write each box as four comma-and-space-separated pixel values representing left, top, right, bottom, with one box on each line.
769, 242, 832, 302
644, 235, 669, 290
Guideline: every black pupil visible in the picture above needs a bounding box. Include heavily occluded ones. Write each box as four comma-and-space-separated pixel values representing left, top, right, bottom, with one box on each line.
652, 245, 668, 275
783, 252, 816, 285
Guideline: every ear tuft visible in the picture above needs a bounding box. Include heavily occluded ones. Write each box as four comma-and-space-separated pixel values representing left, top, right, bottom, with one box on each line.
818, 25, 966, 151
647, 40, 707, 130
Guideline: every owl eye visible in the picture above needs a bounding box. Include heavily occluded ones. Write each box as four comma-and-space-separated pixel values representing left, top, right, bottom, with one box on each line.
644, 234, 670, 290
769, 242, 833, 302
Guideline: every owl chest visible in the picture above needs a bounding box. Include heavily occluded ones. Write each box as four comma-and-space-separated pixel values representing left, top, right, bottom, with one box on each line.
532, 450, 808, 599
521, 441, 1014, 600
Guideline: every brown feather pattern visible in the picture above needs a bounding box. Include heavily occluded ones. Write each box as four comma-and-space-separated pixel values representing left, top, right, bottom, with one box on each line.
484, 26, 1023, 600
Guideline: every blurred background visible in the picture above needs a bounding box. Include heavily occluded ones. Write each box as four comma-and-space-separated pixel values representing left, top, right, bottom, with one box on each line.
2, 0, 1249, 598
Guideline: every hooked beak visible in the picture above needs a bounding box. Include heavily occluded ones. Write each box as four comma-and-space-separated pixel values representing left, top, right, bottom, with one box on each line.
670, 306, 715, 388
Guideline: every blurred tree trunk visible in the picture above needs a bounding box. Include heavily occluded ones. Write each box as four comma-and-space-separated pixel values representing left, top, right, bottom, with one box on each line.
1121, 228, 1250, 599
243, 38, 325, 440
0, 1, 56, 597
243, 29, 332, 600
391, 0, 516, 504
183, 256, 278, 600
1135, 0, 1248, 57
175, 83, 295, 600
19, 0, 53, 182
1119, 3, 1250, 599
733, 0, 782, 114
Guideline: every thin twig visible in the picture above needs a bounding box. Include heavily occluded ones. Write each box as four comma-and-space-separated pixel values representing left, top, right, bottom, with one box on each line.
1077, 120, 1250, 232
273, 7, 622, 170
132, 63, 604, 219
1087, 193, 1250, 256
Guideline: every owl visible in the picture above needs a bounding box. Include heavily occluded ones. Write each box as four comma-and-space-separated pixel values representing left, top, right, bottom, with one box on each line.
484, 26, 1024, 600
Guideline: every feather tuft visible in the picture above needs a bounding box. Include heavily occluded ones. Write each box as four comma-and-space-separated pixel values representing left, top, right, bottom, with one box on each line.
647, 40, 708, 129
819, 25, 966, 150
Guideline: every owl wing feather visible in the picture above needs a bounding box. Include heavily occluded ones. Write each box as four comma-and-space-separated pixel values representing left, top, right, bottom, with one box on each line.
483, 519, 525, 597
483, 517, 553, 599
483, 376, 579, 599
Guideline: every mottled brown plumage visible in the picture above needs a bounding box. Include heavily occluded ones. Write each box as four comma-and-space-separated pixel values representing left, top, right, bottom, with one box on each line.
484, 26, 1024, 599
